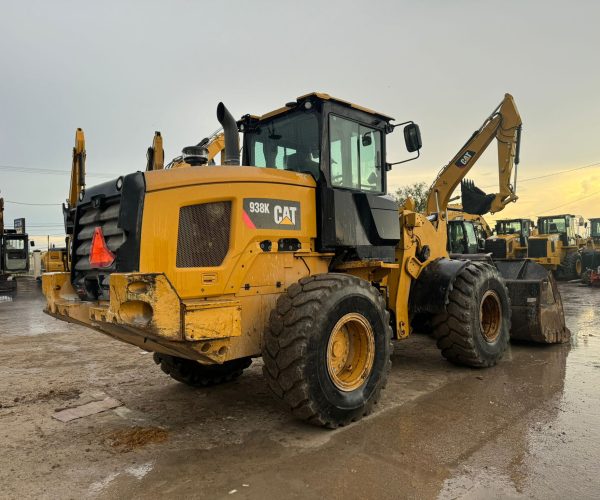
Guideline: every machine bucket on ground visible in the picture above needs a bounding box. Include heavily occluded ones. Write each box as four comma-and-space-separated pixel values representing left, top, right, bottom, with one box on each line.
494, 259, 570, 344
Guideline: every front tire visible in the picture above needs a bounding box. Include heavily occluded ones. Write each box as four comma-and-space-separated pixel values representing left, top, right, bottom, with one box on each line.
432, 261, 510, 367
262, 274, 392, 428
153, 353, 252, 387
562, 252, 583, 280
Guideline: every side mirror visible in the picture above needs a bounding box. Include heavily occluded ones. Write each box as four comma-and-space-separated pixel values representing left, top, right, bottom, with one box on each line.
361, 132, 372, 147
404, 123, 422, 153
30, 241, 35, 247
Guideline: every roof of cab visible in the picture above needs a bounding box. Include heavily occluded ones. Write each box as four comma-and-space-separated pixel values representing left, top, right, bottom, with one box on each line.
255, 92, 394, 122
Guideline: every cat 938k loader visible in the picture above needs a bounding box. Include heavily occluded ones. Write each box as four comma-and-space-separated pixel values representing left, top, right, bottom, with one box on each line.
43, 92, 569, 428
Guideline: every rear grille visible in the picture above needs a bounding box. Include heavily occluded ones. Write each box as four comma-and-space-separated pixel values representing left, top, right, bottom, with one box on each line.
73, 197, 126, 297
485, 238, 507, 259
176, 202, 231, 268
528, 239, 547, 258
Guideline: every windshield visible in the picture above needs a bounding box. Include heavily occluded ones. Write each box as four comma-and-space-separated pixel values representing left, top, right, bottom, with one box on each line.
4, 237, 27, 259
245, 111, 320, 178
538, 217, 567, 234
592, 220, 600, 237
496, 220, 522, 235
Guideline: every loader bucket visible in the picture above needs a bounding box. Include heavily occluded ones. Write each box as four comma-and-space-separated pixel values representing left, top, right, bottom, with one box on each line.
461, 180, 496, 215
494, 259, 570, 344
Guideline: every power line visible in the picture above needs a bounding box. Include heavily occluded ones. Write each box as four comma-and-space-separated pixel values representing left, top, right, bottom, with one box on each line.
538, 189, 600, 215
0, 164, 121, 178
482, 160, 600, 189
4, 200, 62, 206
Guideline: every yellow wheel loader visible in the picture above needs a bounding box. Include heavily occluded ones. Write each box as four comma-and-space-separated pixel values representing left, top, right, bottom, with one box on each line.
446, 209, 492, 255
41, 247, 70, 273
527, 214, 589, 280
43, 93, 568, 428
485, 218, 535, 259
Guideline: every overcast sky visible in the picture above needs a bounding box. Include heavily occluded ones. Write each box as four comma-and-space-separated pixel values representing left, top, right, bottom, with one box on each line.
1, 0, 599, 248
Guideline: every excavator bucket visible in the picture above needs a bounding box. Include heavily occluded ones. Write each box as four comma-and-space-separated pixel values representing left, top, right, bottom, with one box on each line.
461, 180, 496, 215
494, 260, 570, 344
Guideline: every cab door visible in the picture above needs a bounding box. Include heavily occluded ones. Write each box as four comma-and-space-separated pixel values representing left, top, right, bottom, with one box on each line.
317, 110, 399, 261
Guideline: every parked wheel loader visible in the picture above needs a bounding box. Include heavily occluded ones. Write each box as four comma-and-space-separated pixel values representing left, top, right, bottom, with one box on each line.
485, 218, 535, 259
447, 206, 492, 255
527, 214, 589, 280
581, 218, 600, 285
42, 92, 568, 428
41, 247, 69, 273
589, 218, 600, 245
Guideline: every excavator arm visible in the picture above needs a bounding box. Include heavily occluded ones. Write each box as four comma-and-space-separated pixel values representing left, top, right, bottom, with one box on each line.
426, 93, 522, 216
146, 132, 165, 171
64, 128, 86, 235
153, 129, 226, 170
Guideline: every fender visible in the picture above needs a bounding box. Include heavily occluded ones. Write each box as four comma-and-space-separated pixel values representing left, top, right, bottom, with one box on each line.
409, 258, 469, 316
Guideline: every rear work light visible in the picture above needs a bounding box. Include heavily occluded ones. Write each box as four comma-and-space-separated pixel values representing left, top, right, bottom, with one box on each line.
89, 227, 115, 268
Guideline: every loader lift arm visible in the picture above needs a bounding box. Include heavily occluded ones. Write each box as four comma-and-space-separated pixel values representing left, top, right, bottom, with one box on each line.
426, 93, 522, 216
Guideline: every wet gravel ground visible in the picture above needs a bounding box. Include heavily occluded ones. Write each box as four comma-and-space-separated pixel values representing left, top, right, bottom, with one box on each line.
0, 278, 598, 499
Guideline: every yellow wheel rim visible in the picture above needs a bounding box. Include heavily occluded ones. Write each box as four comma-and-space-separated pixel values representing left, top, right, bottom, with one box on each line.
576, 259, 582, 275
326, 313, 375, 392
480, 290, 502, 343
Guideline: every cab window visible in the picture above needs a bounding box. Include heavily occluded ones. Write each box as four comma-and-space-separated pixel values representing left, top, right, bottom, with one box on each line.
329, 115, 382, 193
246, 111, 320, 178
464, 223, 478, 253
448, 222, 465, 253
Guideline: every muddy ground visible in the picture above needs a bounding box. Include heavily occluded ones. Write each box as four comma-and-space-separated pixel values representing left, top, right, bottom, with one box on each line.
0, 278, 598, 499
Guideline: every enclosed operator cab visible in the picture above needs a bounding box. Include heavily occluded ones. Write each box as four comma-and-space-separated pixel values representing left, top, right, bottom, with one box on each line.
1, 232, 29, 273
447, 219, 484, 255
485, 218, 533, 259
590, 218, 600, 245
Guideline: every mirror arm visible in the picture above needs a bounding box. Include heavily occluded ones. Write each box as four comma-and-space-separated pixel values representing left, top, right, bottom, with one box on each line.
387, 120, 413, 132
389, 149, 420, 166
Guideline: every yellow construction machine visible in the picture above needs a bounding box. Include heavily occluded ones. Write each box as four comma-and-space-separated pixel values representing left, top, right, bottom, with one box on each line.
485, 218, 535, 259
432, 94, 522, 256
527, 214, 589, 280
43, 92, 568, 428
1, 199, 31, 293
447, 207, 493, 254
41, 247, 69, 273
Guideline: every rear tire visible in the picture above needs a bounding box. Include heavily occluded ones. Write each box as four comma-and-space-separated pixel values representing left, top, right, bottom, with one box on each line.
262, 273, 392, 428
562, 252, 583, 280
153, 353, 251, 387
432, 261, 510, 368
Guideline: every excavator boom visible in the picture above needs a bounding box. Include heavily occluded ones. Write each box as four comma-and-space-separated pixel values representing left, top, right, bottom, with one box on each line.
68, 128, 86, 209
426, 93, 522, 216
63, 128, 86, 236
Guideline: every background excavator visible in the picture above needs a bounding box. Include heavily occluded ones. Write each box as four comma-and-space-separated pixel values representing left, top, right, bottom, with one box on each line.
432, 94, 521, 257
44, 92, 568, 428
0, 198, 31, 293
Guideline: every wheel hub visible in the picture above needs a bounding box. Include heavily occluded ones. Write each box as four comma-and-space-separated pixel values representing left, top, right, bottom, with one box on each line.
326, 313, 375, 392
480, 290, 502, 343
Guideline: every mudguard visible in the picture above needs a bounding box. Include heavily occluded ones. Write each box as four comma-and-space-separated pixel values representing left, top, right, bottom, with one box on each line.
409, 258, 469, 315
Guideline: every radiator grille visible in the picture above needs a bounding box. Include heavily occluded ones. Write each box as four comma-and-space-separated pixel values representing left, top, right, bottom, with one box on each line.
528, 239, 548, 258
176, 202, 231, 268
485, 238, 507, 259
74, 198, 125, 272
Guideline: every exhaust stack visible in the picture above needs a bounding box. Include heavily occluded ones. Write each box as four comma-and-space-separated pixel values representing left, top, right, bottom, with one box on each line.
216, 102, 240, 165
